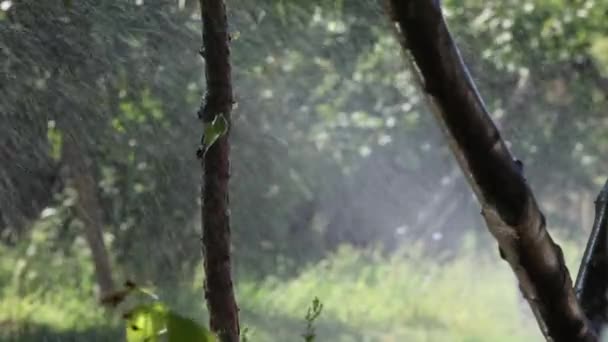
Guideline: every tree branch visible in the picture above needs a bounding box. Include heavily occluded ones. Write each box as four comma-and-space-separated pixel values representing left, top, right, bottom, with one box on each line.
575, 179, 608, 332
62, 133, 116, 298
197, 0, 240, 341
386, 1, 596, 341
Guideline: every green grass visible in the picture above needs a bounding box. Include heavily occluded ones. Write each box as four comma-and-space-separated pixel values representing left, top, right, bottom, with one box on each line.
0, 234, 558, 342
234, 246, 542, 341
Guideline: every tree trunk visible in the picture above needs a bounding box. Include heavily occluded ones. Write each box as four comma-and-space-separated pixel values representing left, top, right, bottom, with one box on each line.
386, 1, 596, 341
62, 134, 115, 297
575, 180, 608, 332
197, 1, 240, 341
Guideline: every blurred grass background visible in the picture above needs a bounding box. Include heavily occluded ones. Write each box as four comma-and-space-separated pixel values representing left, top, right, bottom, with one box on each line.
2, 231, 580, 341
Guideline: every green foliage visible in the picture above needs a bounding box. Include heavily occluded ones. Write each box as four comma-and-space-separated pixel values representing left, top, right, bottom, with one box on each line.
240, 327, 251, 342
302, 297, 323, 342
4, 0, 606, 281
101, 282, 216, 342
1, 235, 554, 341
125, 303, 167, 342
237, 244, 541, 341
2, 0, 607, 341
0, 193, 110, 331
124, 302, 216, 342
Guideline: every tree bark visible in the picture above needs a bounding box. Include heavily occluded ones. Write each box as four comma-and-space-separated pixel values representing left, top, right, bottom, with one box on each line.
575, 179, 608, 332
386, 1, 596, 341
62, 134, 115, 297
197, 1, 240, 341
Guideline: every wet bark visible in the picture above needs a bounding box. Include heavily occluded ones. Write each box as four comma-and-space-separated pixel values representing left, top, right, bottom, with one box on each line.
386, 1, 596, 341
575, 180, 608, 332
197, 0, 240, 341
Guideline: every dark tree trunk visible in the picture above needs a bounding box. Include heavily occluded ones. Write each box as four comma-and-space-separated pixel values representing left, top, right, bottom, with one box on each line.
575, 180, 608, 331
197, 1, 240, 341
386, 1, 596, 341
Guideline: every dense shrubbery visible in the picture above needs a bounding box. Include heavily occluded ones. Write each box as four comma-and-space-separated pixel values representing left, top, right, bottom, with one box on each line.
3, 231, 585, 341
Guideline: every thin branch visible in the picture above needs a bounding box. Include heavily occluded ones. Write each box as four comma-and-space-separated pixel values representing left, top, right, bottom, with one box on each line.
63, 134, 116, 298
385, 1, 596, 341
197, 0, 240, 341
575, 179, 608, 332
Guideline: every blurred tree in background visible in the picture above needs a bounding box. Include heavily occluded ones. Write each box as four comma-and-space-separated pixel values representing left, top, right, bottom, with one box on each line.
1, 0, 607, 340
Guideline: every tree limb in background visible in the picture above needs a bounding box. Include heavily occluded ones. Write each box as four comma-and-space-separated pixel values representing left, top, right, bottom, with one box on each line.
62, 133, 115, 297
575, 179, 608, 332
197, 0, 240, 341
385, 1, 596, 341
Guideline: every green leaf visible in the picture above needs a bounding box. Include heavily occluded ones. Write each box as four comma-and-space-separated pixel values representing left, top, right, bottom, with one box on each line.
200, 114, 228, 157
125, 303, 167, 342
167, 311, 217, 342
125, 301, 216, 342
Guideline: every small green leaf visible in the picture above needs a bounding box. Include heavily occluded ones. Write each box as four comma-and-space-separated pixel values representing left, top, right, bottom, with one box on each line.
200, 114, 228, 157
203, 114, 228, 148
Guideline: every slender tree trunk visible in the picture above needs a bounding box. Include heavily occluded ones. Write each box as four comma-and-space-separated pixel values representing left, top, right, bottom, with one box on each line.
386, 1, 596, 341
197, 1, 240, 341
62, 134, 115, 297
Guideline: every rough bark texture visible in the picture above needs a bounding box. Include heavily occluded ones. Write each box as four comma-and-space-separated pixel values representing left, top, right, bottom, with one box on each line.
386, 1, 596, 341
575, 180, 608, 332
63, 135, 115, 297
197, 1, 240, 341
